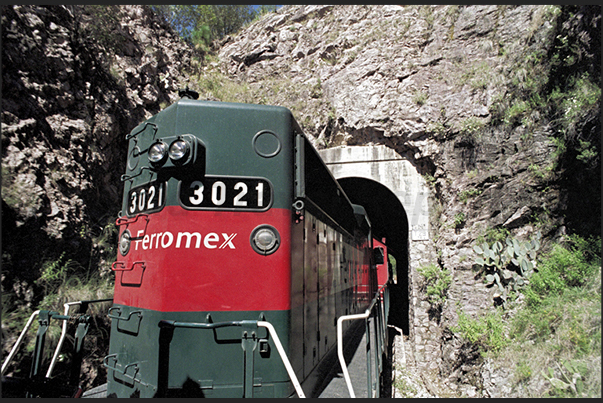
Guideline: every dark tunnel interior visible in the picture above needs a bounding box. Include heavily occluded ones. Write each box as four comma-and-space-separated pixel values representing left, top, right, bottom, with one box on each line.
337, 177, 410, 334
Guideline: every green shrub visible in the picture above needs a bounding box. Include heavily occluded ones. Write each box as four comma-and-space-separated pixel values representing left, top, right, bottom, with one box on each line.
542, 359, 589, 397
423, 173, 437, 189
482, 227, 511, 244
452, 212, 466, 229
35, 252, 76, 294
526, 235, 601, 306
79, 6, 128, 55
417, 263, 452, 307
191, 24, 212, 53
453, 310, 508, 352
505, 235, 600, 397
473, 232, 541, 307
508, 270, 600, 396
515, 360, 533, 383
458, 188, 481, 203
513, 293, 564, 341
513, 236, 600, 342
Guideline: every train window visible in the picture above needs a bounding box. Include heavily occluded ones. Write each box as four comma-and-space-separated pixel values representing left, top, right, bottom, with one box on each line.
373, 247, 385, 265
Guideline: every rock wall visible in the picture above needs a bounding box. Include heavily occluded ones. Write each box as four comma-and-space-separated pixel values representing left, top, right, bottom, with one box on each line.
1, 5, 193, 304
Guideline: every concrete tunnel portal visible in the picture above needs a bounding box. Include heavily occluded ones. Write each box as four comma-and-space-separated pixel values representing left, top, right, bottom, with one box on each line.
319, 145, 431, 335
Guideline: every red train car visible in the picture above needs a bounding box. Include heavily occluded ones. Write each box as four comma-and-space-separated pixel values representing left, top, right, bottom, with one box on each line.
373, 237, 390, 288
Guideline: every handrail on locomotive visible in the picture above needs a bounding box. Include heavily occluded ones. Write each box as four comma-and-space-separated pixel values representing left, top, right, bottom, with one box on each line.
337, 283, 390, 398
1, 299, 113, 398
2, 299, 113, 377
2, 286, 390, 398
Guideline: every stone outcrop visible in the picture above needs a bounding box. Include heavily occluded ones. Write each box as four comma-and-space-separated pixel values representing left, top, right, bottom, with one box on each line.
220, 6, 547, 143
1, 4, 193, 301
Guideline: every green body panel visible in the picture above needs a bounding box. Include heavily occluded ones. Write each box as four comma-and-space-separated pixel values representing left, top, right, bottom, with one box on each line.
121, 100, 297, 215
106, 306, 294, 398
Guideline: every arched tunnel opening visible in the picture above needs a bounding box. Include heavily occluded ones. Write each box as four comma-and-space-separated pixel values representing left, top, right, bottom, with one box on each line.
337, 177, 410, 335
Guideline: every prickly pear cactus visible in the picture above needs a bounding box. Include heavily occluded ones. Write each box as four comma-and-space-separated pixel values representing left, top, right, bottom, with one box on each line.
473, 231, 542, 307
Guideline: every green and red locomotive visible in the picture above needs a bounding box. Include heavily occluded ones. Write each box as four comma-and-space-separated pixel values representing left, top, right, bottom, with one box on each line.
108, 94, 381, 397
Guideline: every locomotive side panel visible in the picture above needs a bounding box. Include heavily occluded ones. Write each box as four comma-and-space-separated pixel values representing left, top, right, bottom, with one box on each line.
289, 209, 305, 381
302, 213, 319, 378
292, 133, 374, 393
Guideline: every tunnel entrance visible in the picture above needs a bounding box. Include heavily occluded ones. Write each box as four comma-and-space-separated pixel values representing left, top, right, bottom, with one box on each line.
319, 144, 431, 336
337, 177, 410, 334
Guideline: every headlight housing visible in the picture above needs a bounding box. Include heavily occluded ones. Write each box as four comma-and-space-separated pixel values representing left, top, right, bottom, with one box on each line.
250, 225, 280, 255
145, 134, 205, 173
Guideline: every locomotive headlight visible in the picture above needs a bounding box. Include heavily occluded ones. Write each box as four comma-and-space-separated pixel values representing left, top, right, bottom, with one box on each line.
169, 139, 190, 162
250, 225, 280, 255
148, 141, 168, 165
144, 134, 204, 174
119, 230, 131, 256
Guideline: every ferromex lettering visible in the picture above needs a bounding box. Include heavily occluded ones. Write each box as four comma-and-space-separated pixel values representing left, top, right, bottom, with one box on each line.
135, 230, 237, 250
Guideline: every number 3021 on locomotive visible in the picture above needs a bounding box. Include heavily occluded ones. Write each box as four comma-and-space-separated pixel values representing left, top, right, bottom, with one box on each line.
127, 177, 272, 215
180, 176, 272, 211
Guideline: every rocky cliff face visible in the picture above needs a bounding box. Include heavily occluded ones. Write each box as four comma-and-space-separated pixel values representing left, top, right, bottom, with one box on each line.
2, 5, 193, 303
218, 5, 598, 241
217, 4, 599, 237
1, 4, 600, 397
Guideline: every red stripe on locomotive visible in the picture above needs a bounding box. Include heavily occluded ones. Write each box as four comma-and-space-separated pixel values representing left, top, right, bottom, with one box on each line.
114, 206, 292, 312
